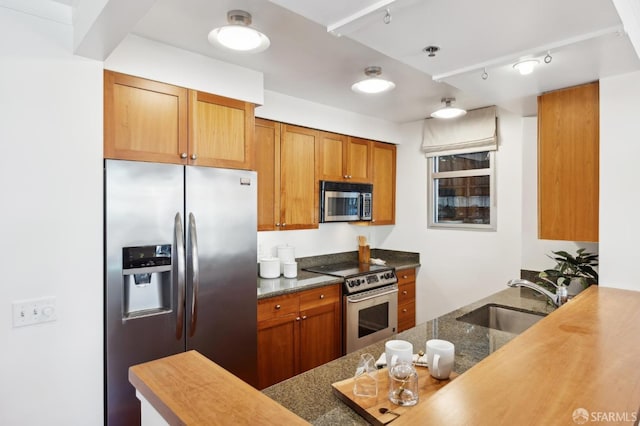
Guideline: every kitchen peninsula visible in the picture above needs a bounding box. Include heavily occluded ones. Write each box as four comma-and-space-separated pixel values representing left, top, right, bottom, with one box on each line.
128, 286, 640, 425
264, 285, 640, 425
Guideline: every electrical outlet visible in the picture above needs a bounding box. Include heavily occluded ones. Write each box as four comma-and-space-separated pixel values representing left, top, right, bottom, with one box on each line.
12, 297, 57, 327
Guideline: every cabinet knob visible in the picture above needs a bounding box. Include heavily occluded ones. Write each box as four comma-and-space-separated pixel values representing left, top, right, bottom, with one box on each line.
275, 304, 281, 310
343, 175, 348, 179
180, 152, 188, 159
276, 223, 281, 227
190, 153, 197, 160
282, 223, 286, 227
403, 308, 408, 313
296, 316, 301, 321
320, 294, 325, 299
403, 275, 408, 279
348, 175, 352, 179
402, 290, 408, 295
301, 315, 307, 320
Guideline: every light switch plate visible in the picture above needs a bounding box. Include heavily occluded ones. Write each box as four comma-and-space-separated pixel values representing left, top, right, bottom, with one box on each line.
12, 297, 57, 327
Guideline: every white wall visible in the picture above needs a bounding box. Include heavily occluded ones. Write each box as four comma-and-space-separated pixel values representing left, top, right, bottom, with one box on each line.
104, 34, 264, 105
599, 70, 640, 290
257, 90, 400, 144
521, 117, 599, 271
0, 7, 103, 425
375, 109, 525, 323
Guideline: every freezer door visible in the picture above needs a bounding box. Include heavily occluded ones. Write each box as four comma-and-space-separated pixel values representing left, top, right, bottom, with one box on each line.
104, 160, 185, 426
185, 166, 258, 386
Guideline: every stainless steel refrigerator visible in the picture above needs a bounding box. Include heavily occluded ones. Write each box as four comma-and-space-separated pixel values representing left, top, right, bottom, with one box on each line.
104, 159, 258, 426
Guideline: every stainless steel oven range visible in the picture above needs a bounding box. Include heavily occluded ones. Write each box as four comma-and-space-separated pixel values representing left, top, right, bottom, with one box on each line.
304, 263, 398, 354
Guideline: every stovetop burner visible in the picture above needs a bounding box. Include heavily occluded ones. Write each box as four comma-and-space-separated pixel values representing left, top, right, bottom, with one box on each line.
303, 262, 397, 294
303, 262, 390, 278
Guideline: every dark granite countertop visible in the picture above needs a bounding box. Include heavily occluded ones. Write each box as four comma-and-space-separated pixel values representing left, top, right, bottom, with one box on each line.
262, 287, 556, 425
257, 249, 420, 300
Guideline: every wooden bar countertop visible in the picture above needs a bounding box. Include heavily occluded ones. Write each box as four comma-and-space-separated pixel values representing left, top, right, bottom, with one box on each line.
129, 350, 309, 425
394, 286, 640, 425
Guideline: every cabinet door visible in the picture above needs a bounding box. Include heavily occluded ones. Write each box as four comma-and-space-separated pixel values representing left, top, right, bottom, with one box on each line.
299, 285, 341, 372
280, 125, 319, 230
346, 137, 372, 183
299, 301, 341, 373
316, 134, 372, 183
104, 70, 188, 163
189, 90, 255, 170
371, 142, 397, 225
538, 82, 599, 242
316, 131, 347, 181
257, 315, 299, 389
257, 293, 300, 389
255, 119, 281, 231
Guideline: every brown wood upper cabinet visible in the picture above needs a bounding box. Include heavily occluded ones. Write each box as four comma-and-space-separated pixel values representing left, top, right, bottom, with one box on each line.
371, 142, 397, 225
255, 119, 281, 231
104, 70, 188, 164
255, 119, 318, 231
538, 81, 599, 242
104, 70, 255, 170
316, 133, 372, 183
188, 90, 255, 170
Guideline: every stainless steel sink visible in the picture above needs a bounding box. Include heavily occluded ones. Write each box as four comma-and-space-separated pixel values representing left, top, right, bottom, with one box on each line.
456, 303, 547, 334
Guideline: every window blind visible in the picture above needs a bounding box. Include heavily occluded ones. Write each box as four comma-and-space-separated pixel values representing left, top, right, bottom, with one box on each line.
422, 105, 497, 157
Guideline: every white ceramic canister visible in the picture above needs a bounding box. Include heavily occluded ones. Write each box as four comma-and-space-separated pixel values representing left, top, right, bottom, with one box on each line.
283, 262, 298, 278
277, 245, 295, 273
259, 257, 280, 279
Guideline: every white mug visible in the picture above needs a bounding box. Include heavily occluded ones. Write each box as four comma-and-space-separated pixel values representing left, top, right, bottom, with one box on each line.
385, 340, 413, 368
426, 339, 455, 380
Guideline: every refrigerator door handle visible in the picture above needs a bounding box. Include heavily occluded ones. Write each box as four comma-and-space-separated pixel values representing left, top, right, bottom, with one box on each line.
188, 212, 200, 337
174, 212, 186, 340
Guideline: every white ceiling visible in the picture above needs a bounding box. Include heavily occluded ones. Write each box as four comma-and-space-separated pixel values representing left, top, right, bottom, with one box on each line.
45, 0, 640, 122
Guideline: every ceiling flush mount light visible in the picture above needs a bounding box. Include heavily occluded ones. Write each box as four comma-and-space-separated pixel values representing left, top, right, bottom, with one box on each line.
513, 59, 539, 75
351, 66, 396, 94
208, 10, 270, 53
431, 98, 467, 119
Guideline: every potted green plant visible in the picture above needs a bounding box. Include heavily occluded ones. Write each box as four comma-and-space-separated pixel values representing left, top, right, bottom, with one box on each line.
538, 248, 598, 297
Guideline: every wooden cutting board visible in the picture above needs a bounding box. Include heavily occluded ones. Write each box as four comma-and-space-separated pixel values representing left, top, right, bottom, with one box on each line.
331, 366, 457, 425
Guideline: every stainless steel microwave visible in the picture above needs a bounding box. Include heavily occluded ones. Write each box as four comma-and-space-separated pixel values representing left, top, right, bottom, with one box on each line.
320, 181, 373, 223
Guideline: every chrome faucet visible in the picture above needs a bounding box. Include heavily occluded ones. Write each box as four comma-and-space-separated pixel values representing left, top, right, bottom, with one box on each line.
507, 279, 568, 307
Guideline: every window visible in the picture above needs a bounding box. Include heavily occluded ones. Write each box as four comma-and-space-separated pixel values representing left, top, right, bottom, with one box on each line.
428, 151, 495, 230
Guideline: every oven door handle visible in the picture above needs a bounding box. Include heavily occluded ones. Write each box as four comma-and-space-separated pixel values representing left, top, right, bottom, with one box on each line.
347, 287, 398, 303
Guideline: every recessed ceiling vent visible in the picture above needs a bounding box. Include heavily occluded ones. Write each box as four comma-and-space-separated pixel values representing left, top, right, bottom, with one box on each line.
423, 46, 440, 57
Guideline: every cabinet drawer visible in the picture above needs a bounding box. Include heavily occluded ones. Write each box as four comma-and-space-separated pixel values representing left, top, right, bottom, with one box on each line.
258, 293, 299, 321
398, 301, 416, 332
397, 268, 415, 285
300, 285, 340, 310
398, 282, 416, 305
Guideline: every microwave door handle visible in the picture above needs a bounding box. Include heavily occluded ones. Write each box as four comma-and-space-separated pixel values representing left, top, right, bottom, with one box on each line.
187, 213, 199, 337
173, 213, 185, 340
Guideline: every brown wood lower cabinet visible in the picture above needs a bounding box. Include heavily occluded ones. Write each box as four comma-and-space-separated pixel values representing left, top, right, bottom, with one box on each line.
257, 284, 341, 389
397, 268, 416, 332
